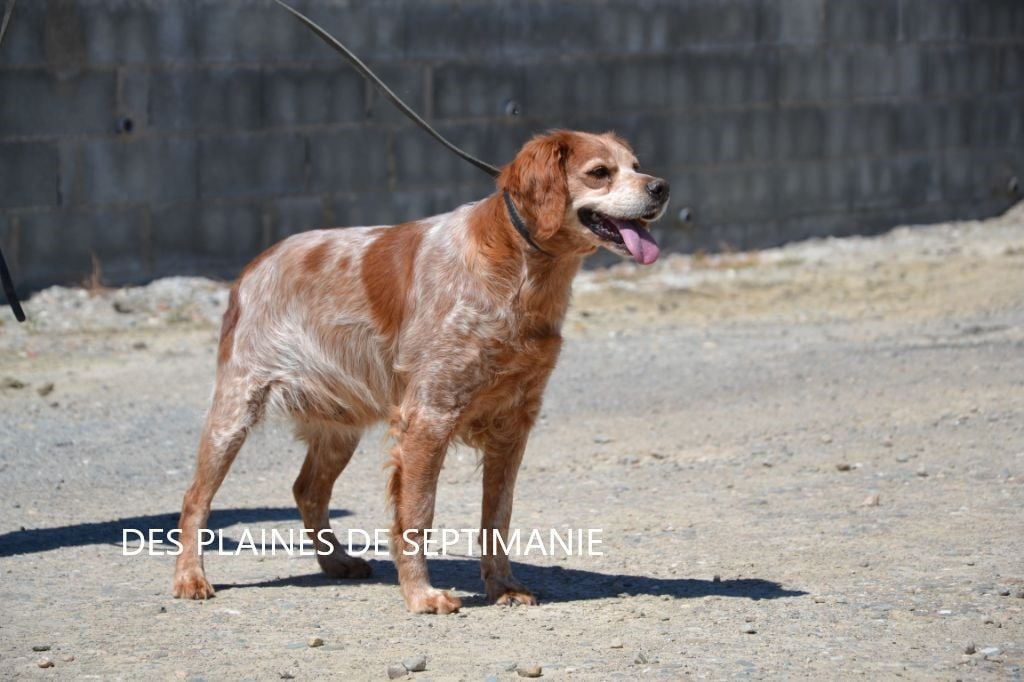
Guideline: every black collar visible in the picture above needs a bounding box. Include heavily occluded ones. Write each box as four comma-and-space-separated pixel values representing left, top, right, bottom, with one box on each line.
503, 191, 554, 258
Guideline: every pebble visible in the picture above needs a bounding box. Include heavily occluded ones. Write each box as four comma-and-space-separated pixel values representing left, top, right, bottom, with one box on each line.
307, 637, 324, 648
964, 642, 976, 655
386, 664, 408, 679
712, 574, 721, 583
862, 493, 881, 507
32, 644, 51, 652
980, 647, 1001, 658
916, 468, 929, 477
836, 462, 852, 472
593, 435, 613, 444
402, 655, 427, 673
36, 657, 54, 668
61, 654, 75, 662
516, 665, 543, 678
1016, 589, 1024, 599
998, 588, 1011, 596
279, 673, 295, 680
2, 377, 27, 389
742, 626, 757, 634
634, 651, 649, 664
821, 435, 833, 444
981, 614, 995, 624
813, 596, 826, 603
609, 640, 624, 649
895, 453, 910, 463
37, 382, 55, 397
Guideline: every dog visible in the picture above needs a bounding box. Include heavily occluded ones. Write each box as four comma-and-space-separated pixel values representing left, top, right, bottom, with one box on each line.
173, 129, 670, 613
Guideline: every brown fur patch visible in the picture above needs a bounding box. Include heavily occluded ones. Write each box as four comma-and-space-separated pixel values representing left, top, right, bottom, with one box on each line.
361, 223, 424, 341
498, 131, 573, 241
217, 287, 241, 367
302, 241, 331, 274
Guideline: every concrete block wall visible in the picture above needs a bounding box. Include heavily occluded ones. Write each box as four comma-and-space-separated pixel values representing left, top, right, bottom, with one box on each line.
1, 0, 1022, 290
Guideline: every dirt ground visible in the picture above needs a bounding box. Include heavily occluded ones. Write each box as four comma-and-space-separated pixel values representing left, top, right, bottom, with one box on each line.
1, 205, 1023, 680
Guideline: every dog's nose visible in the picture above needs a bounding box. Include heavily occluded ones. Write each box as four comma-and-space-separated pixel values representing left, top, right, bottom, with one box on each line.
646, 179, 669, 201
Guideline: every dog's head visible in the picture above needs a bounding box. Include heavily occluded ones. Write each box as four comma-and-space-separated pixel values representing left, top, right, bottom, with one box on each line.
499, 130, 670, 264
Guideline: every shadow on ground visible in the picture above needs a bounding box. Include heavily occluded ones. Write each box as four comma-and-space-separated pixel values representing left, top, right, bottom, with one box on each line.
0, 507, 351, 557
216, 558, 806, 605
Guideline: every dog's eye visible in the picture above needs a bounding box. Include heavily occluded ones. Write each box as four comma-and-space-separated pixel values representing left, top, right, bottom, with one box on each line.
587, 166, 610, 179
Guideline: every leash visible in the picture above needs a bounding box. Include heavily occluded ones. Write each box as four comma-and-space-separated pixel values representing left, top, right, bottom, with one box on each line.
0, 0, 25, 321
273, 0, 552, 258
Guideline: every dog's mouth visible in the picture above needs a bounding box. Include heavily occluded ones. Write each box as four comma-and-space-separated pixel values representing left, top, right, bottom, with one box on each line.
577, 208, 661, 265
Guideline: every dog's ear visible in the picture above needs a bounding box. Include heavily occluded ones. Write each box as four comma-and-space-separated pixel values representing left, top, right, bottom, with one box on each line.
499, 131, 571, 241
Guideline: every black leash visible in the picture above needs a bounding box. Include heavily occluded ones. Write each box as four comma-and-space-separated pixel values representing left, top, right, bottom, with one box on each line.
0, 0, 25, 322
273, 0, 551, 258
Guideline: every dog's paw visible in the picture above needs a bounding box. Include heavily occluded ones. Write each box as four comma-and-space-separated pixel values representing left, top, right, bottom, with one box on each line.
405, 588, 462, 615
173, 570, 215, 600
318, 553, 372, 579
492, 588, 538, 607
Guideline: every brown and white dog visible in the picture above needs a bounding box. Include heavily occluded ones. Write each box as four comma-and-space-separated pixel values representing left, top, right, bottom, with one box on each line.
173, 129, 669, 613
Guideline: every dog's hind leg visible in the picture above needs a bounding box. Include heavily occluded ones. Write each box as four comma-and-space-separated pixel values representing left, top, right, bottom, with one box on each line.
293, 423, 372, 578
173, 372, 267, 599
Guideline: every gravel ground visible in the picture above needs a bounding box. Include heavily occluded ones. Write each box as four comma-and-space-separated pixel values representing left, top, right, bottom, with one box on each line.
1, 205, 1023, 680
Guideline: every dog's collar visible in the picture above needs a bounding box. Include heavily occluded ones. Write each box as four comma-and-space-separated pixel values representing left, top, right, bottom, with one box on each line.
503, 191, 554, 258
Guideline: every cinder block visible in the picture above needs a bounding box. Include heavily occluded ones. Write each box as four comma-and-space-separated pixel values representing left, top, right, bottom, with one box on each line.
149, 68, 265, 132
524, 61, 610, 120
657, 0, 764, 48
776, 106, 826, 161
198, 133, 307, 199
775, 0, 824, 45
965, 0, 1024, 41
117, 69, 150, 133
500, 0, 606, 58
432, 62, 527, 120
0, 142, 59, 209
150, 202, 266, 278
360, 63, 426, 126
776, 161, 841, 217
263, 66, 365, 128
698, 164, 776, 223
901, 0, 968, 41
694, 50, 778, 107
0, 0, 46, 66
0, 70, 116, 137
1000, 46, 1024, 92
309, 128, 390, 194
914, 45, 999, 98
82, 0, 194, 65
269, 195, 328, 240
824, 104, 899, 158
825, 0, 899, 43
72, 137, 198, 206
18, 208, 147, 287
392, 123, 525, 189
895, 154, 944, 206
397, 1, 506, 60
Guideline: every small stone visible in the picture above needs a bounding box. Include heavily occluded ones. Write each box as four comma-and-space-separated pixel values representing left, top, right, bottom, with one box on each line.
742, 626, 757, 634
820, 434, 833, 444
112, 300, 135, 314
2, 377, 27, 389
132, 341, 148, 350
36, 382, 55, 397
895, 453, 910, 463
862, 493, 881, 507
32, 644, 51, 652
981, 614, 995, 624
712, 574, 721, 583
402, 655, 426, 672
593, 435, 612, 444
835, 462, 852, 472
307, 637, 324, 648
158, 606, 167, 613
633, 651, 649, 664
1015, 589, 1024, 599
964, 642, 976, 655
998, 588, 1011, 596
516, 665, 543, 678
980, 647, 1001, 658
813, 596, 826, 603
61, 654, 75, 662
916, 468, 929, 477
386, 664, 408, 679
36, 658, 54, 669
279, 673, 295, 680
609, 640, 624, 649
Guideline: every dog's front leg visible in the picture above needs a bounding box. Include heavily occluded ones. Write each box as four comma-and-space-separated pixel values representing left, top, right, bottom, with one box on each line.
479, 424, 538, 606
388, 406, 462, 614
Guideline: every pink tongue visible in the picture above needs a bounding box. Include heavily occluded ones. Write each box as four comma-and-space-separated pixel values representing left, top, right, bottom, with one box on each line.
612, 220, 660, 265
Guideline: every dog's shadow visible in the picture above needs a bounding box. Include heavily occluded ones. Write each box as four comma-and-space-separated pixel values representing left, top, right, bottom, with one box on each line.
0, 506, 352, 557
219, 558, 806, 604
0, 507, 806, 604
